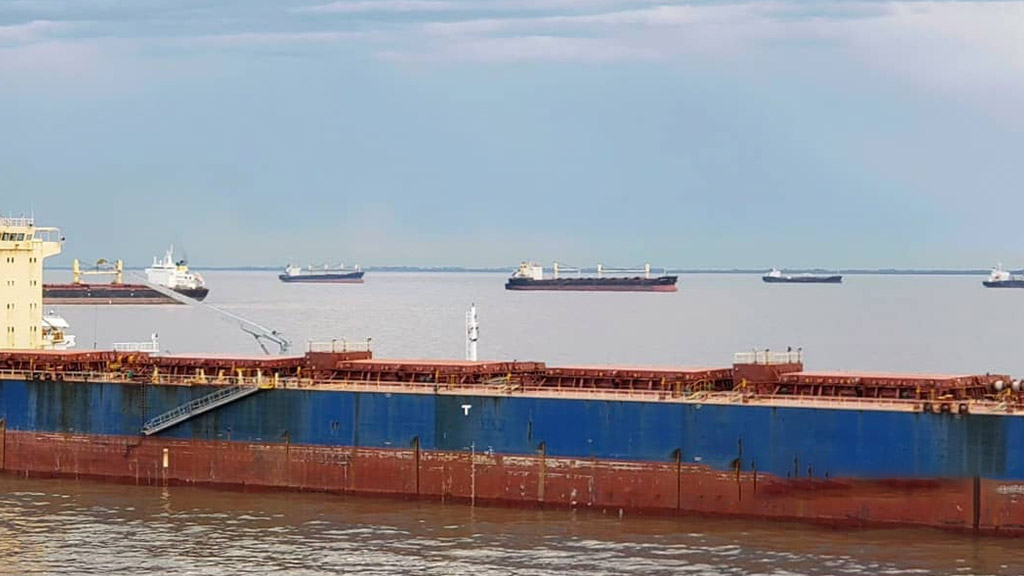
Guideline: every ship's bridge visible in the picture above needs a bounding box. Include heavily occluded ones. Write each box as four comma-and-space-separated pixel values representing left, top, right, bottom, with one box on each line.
0, 216, 64, 349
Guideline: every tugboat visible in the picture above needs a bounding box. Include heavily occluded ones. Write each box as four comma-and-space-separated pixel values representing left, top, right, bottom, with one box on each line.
982, 263, 1024, 288
762, 267, 842, 284
279, 263, 365, 284
145, 246, 210, 300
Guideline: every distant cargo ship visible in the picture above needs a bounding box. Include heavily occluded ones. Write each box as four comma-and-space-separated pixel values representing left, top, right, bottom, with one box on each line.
505, 262, 677, 292
145, 246, 209, 301
762, 268, 842, 284
44, 258, 181, 305
982, 263, 1024, 288
44, 283, 182, 305
279, 263, 365, 283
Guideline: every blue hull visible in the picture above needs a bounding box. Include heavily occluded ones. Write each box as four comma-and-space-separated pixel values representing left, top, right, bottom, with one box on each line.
2, 377, 1021, 481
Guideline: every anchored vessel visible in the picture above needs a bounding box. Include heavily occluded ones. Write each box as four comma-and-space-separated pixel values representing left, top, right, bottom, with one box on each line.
982, 263, 1024, 288
145, 246, 209, 301
6, 217, 1024, 534
762, 268, 842, 284
279, 263, 364, 284
505, 262, 678, 292
44, 258, 181, 305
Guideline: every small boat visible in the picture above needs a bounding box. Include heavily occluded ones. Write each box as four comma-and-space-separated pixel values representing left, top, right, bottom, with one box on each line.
145, 246, 210, 301
983, 263, 1024, 288
279, 263, 365, 284
762, 268, 842, 284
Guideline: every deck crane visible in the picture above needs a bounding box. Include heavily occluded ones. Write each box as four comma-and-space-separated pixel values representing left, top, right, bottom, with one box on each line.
127, 270, 292, 355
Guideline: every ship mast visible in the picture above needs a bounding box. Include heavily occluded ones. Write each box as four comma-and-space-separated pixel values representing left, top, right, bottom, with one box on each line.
466, 303, 479, 361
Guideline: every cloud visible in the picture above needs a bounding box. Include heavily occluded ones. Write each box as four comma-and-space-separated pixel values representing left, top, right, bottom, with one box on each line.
0, 20, 74, 45
295, 0, 460, 14
0, 40, 103, 79
296, 0, 674, 15
188, 31, 369, 48
383, 34, 658, 63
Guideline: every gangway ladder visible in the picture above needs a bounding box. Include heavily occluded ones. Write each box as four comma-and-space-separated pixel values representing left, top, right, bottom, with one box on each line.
141, 384, 263, 436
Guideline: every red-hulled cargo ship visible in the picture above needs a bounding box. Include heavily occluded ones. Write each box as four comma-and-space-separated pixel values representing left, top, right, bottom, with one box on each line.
505, 262, 677, 292
6, 216, 1024, 535
3, 346, 1024, 535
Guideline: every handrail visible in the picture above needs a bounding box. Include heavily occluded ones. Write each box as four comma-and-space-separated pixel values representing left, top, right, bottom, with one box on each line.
113, 341, 159, 353
733, 350, 802, 365
307, 339, 372, 353
0, 369, 1019, 415
0, 216, 34, 227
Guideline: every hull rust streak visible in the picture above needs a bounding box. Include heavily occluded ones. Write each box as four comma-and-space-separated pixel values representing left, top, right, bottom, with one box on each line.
5, 430, 1024, 533
3, 372, 1024, 534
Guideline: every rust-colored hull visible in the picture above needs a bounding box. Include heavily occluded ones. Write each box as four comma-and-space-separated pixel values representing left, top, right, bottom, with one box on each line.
4, 430, 1024, 534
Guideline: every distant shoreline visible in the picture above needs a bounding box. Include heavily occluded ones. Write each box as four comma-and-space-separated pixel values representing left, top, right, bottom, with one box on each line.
46, 266, 1001, 275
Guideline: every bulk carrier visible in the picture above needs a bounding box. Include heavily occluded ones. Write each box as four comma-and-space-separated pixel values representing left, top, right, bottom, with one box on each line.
762, 268, 843, 284
279, 263, 364, 284
43, 258, 181, 305
4, 216, 1024, 534
505, 262, 678, 292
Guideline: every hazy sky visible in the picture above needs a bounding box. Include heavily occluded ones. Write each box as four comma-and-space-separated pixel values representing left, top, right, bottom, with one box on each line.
2, 0, 1022, 268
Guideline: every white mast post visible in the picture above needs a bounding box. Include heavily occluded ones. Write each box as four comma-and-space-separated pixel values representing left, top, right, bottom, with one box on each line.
466, 303, 479, 361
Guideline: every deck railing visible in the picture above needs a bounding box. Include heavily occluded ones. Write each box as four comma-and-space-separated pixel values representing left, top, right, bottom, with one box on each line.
0, 216, 34, 227
0, 368, 1018, 415
307, 339, 372, 353
733, 350, 802, 365
113, 341, 160, 353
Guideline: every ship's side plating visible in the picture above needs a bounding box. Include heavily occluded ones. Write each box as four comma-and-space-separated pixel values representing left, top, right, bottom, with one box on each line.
3, 375, 1024, 532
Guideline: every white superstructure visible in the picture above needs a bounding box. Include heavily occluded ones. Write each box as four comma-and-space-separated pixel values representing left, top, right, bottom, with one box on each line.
145, 246, 206, 291
988, 263, 1012, 283
0, 215, 64, 349
511, 262, 544, 280
41, 311, 76, 350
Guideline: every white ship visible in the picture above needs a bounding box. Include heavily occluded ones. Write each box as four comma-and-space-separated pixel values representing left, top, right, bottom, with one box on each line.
145, 246, 210, 301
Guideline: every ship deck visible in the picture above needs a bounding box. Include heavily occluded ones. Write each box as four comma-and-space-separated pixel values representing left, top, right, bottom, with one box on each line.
0, 348, 1016, 414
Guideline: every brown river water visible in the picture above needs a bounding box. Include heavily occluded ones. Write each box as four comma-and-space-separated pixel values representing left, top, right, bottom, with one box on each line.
2, 475, 1024, 575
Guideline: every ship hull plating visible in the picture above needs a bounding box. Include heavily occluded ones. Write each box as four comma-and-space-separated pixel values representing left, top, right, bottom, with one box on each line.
3, 430, 1024, 533
279, 272, 365, 284
172, 286, 210, 301
762, 276, 843, 284
43, 283, 182, 305
505, 277, 678, 292
3, 376, 1024, 533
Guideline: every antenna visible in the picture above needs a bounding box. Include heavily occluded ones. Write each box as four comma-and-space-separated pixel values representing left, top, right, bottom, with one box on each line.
466, 303, 479, 362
